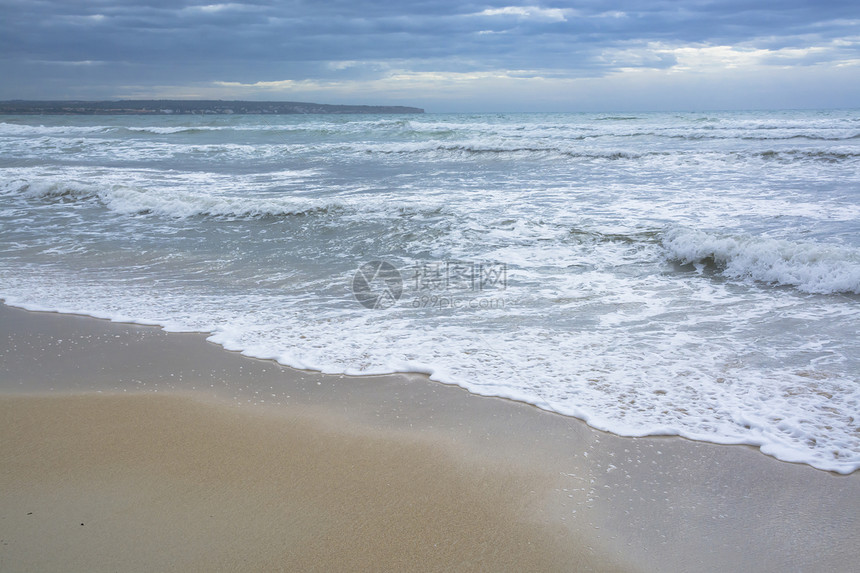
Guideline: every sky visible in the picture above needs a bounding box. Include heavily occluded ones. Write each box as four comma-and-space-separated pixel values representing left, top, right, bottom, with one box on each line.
1, 1, 858, 112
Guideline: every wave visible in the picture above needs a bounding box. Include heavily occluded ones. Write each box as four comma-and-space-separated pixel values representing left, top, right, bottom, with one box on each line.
9, 179, 99, 201
5, 119, 858, 150
122, 126, 225, 135
0, 122, 234, 137
353, 137, 859, 162
662, 227, 860, 294
0, 122, 112, 136
0, 122, 309, 137
106, 187, 344, 219
119, 125, 321, 136
361, 141, 671, 161
6, 177, 344, 220
569, 227, 661, 245
0, 121, 463, 142
654, 132, 860, 142
742, 133, 860, 142
750, 149, 860, 163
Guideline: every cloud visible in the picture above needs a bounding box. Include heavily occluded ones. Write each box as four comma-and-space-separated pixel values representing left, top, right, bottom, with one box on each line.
599, 38, 860, 74
0, 1, 858, 110
184, 3, 249, 13
476, 6, 570, 22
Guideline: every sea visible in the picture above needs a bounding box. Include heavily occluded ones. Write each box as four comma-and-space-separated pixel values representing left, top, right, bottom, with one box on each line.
1, 110, 858, 473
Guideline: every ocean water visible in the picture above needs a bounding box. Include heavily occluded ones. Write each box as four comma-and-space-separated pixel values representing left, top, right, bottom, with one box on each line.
1, 110, 858, 473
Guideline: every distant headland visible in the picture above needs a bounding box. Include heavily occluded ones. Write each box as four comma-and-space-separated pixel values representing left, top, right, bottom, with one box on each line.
0, 100, 425, 115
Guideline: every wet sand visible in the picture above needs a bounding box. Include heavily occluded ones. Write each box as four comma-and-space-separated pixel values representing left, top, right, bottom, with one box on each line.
1, 303, 858, 572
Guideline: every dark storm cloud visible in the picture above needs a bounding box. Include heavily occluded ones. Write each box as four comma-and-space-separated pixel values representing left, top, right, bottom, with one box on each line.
0, 1, 858, 106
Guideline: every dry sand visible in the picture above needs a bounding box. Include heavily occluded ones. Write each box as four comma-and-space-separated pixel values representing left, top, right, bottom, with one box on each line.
1, 303, 858, 572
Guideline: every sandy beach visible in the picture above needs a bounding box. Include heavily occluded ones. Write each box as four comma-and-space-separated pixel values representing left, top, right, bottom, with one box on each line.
1, 302, 858, 572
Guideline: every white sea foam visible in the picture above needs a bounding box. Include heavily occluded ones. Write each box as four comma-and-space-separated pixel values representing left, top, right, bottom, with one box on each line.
0, 122, 111, 136
124, 126, 218, 134
2, 266, 858, 474
2, 169, 337, 219
663, 227, 860, 294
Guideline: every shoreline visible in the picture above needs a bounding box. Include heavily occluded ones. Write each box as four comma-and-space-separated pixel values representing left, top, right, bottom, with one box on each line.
1, 302, 858, 571
4, 296, 855, 476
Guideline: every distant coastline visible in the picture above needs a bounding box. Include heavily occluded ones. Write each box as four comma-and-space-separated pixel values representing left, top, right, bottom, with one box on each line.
0, 99, 424, 115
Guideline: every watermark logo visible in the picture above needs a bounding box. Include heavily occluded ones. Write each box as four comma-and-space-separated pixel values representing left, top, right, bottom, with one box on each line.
352, 261, 403, 310
412, 261, 506, 292
352, 260, 507, 310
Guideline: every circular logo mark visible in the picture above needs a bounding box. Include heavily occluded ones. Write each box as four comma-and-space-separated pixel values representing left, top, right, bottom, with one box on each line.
352, 261, 403, 310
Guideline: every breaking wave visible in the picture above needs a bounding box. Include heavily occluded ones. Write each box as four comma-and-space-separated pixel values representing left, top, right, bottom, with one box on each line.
4, 177, 343, 220
663, 227, 860, 294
